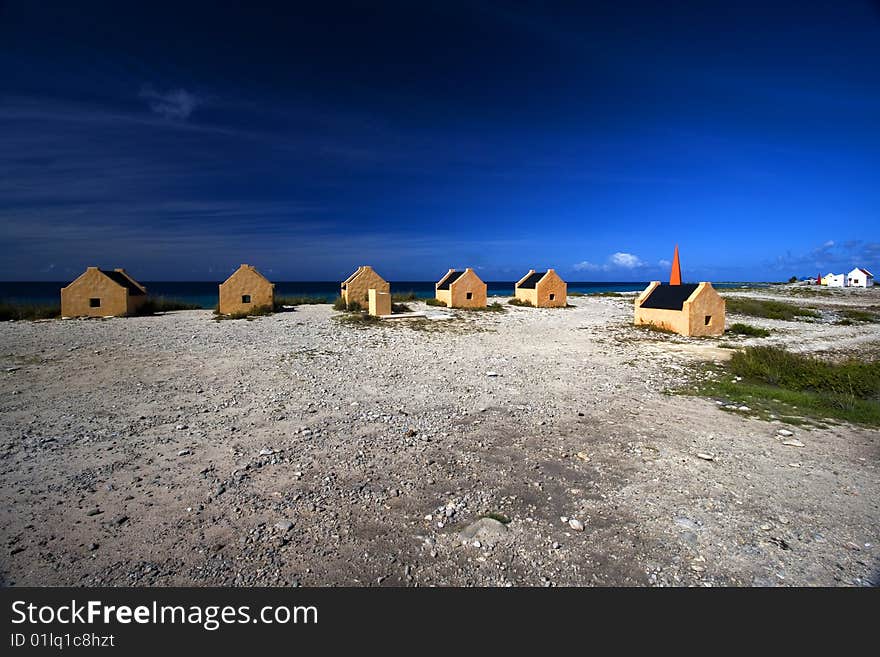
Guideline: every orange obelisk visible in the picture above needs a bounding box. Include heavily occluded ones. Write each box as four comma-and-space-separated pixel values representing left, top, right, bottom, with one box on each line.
669, 245, 682, 285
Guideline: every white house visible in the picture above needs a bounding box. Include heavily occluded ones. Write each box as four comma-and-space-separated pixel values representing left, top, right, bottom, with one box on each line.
825, 273, 846, 288
820, 272, 835, 286
847, 267, 874, 288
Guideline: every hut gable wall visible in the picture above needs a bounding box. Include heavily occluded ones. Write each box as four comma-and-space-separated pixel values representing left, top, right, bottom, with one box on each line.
219, 265, 275, 315
441, 268, 486, 308
342, 266, 389, 307
61, 267, 132, 317
534, 269, 567, 307
684, 283, 725, 336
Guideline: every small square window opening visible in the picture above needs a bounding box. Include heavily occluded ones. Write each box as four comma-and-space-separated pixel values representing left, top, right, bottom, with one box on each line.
466, 292, 473, 300
89, 298, 101, 308
704, 315, 712, 325
242, 295, 252, 304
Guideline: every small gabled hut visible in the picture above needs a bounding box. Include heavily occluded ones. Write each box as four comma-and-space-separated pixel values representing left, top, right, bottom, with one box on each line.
340, 266, 389, 309
514, 269, 567, 307
435, 268, 487, 308
633, 247, 725, 336
218, 265, 275, 315
60, 267, 147, 317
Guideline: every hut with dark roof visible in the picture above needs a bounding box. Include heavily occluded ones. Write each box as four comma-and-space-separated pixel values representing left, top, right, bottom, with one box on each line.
435, 268, 487, 308
219, 264, 275, 315
633, 247, 725, 336
60, 267, 147, 317
514, 269, 567, 307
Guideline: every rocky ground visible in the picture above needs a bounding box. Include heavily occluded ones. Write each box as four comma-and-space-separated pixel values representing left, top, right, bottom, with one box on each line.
1, 286, 877, 587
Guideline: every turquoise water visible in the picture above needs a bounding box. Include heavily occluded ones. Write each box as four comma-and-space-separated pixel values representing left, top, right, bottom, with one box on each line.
0, 281, 765, 309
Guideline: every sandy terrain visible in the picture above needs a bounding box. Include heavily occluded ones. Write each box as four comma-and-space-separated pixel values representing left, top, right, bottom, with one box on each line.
1, 287, 878, 587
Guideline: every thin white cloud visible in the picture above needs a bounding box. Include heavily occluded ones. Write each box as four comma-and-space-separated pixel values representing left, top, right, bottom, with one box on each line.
139, 85, 202, 120
610, 252, 643, 268
658, 259, 671, 267
574, 251, 657, 272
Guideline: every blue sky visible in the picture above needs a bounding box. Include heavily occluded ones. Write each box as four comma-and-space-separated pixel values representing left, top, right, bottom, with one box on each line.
1, 1, 878, 282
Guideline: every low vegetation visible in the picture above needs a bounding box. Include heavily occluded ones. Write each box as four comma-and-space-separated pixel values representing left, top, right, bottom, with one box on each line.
335, 312, 379, 326
213, 304, 274, 320
725, 297, 820, 321
274, 296, 328, 309
589, 291, 625, 298
0, 301, 60, 321
135, 297, 202, 315
391, 291, 419, 302
333, 297, 362, 312
786, 286, 831, 297
508, 297, 533, 307
727, 323, 771, 337
837, 308, 879, 323
463, 302, 505, 313
634, 321, 676, 335
692, 346, 880, 427
425, 298, 447, 307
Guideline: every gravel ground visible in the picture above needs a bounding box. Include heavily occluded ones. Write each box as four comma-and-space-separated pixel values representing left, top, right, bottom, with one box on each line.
1, 288, 877, 587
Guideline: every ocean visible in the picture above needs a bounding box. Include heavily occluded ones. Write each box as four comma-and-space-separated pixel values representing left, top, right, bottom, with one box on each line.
0, 281, 763, 309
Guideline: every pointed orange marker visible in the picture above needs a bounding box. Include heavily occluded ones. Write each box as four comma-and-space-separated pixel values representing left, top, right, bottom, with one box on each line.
669, 245, 682, 285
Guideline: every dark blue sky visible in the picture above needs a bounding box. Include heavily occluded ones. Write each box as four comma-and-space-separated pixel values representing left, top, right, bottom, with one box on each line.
1, 1, 878, 282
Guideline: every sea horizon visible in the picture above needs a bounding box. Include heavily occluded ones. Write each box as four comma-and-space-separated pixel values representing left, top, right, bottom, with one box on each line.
0, 280, 768, 309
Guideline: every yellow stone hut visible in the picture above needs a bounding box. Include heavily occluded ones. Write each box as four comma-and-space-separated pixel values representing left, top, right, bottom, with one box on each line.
435, 268, 487, 308
60, 267, 147, 318
633, 247, 725, 336
340, 266, 389, 309
514, 269, 567, 307
218, 264, 275, 315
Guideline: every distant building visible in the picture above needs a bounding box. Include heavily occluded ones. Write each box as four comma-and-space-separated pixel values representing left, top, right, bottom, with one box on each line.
633, 247, 725, 336
514, 269, 567, 307
61, 267, 147, 318
847, 267, 874, 288
218, 264, 275, 315
824, 273, 847, 288
435, 268, 487, 308
340, 266, 389, 309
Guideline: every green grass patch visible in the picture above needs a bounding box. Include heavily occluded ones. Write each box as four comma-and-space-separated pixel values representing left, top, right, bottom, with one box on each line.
0, 301, 60, 321
837, 308, 879, 323
589, 291, 625, 297
425, 297, 447, 307
690, 346, 880, 427
391, 291, 418, 302
725, 297, 820, 321
508, 297, 533, 307
727, 323, 771, 337
462, 301, 505, 312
